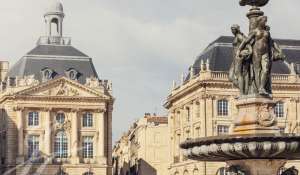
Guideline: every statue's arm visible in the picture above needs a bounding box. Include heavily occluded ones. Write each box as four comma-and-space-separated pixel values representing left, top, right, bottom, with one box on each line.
237, 33, 255, 56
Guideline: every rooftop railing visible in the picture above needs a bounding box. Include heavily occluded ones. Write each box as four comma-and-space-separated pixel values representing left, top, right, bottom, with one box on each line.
37, 36, 72, 45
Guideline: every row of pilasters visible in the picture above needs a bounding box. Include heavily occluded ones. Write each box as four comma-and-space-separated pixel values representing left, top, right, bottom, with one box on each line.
14, 107, 107, 165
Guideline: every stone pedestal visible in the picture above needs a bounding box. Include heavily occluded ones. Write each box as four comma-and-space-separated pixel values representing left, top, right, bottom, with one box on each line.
227, 159, 286, 175
233, 97, 279, 135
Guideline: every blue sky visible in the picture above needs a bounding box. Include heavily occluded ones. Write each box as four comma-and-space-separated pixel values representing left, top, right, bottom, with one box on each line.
1, 0, 300, 142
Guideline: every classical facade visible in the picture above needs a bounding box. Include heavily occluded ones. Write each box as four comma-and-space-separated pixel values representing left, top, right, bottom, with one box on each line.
0, 1, 113, 175
112, 114, 169, 175
164, 36, 300, 175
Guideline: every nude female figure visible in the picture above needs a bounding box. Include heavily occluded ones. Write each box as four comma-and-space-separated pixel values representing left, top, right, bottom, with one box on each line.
238, 16, 272, 96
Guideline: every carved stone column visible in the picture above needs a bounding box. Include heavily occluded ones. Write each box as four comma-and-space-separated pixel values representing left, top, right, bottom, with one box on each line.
97, 109, 106, 164
15, 107, 24, 164
43, 108, 52, 161
70, 109, 79, 164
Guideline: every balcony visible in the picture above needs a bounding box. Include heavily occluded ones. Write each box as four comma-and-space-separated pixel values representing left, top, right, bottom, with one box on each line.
37, 36, 72, 45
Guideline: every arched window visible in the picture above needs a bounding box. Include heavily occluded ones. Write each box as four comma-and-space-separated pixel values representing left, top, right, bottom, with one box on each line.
217, 99, 228, 116
65, 68, 80, 81
275, 102, 284, 118
50, 18, 59, 36
54, 131, 68, 158
174, 172, 179, 175
83, 112, 93, 127
28, 112, 39, 126
56, 113, 66, 124
83, 172, 94, 175
41, 68, 55, 82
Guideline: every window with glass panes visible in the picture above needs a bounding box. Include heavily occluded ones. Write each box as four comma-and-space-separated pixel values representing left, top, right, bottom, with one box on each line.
275, 102, 284, 118
54, 131, 68, 158
56, 113, 65, 124
83, 113, 93, 127
217, 125, 229, 135
28, 112, 39, 126
82, 136, 93, 158
217, 100, 228, 116
28, 135, 39, 160
83, 172, 94, 175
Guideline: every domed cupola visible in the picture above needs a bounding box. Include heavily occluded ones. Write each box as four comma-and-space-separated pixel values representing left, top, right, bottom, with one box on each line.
44, 0, 65, 37
46, 0, 64, 15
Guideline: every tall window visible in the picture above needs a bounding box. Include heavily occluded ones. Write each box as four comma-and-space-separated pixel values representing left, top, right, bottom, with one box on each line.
217, 125, 229, 135
82, 136, 94, 158
186, 107, 191, 122
83, 172, 94, 175
56, 113, 66, 124
275, 102, 284, 118
83, 113, 93, 127
28, 112, 39, 126
28, 135, 40, 160
217, 100, 228, 116
55, 131, 68, 158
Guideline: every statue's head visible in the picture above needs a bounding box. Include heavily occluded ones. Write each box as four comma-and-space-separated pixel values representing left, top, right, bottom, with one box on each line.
231, 24, 240, 35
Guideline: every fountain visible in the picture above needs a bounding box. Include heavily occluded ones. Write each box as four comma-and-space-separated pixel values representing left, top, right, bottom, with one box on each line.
180, 1, 300, 175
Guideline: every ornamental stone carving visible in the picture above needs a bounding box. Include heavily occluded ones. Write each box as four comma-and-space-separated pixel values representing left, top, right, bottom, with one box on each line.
18, 75, 39, 87
55, 119, 71, 131
56, 82, 79, 96
257, 104, 276, 127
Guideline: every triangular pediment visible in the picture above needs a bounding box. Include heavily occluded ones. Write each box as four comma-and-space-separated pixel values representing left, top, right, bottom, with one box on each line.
15, 77, 108, 98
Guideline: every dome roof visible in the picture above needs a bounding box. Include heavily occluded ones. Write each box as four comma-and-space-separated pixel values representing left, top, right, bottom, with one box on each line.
46, 0, 64, 14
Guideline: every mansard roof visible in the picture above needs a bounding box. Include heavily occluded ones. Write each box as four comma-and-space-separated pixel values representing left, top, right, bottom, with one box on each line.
7, 46, 98, 85
27, 45, 88, 57
187, 36, 300, 79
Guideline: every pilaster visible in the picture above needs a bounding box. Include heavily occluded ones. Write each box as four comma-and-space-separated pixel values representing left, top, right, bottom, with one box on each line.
70, 108, 79, 164
15, 106, 25, 164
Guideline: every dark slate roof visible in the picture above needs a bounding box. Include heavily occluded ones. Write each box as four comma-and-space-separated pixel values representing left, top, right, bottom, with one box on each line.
189, 36, 300, 77
27, 45, 88, 57
7, 44, 98, 84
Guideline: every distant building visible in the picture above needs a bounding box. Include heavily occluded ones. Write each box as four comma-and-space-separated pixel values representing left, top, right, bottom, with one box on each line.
113, 114, 169, 175
0, 1, 114, 175
164, 36, 300, 175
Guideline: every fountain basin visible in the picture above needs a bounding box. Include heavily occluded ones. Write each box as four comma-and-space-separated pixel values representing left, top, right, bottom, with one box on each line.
180, 134, 300, 162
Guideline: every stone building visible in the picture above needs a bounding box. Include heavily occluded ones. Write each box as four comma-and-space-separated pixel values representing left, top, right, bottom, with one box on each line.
112, 114, 169, 175
0, 1, 113, 175
164, 36, 300, 175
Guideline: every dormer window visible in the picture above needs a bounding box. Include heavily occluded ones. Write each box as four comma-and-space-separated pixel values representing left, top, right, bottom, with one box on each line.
66, 68, 79, 81
41, 68, 55, 82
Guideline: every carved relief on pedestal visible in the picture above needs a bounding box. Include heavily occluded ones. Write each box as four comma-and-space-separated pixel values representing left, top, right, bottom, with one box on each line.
257, 104, 276, 127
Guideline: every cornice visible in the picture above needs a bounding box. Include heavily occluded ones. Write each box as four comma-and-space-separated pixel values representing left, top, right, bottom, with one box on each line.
166, 78, 300, 109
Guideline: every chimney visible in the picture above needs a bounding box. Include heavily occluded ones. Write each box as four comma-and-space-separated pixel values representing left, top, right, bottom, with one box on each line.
0, 61, 9, 82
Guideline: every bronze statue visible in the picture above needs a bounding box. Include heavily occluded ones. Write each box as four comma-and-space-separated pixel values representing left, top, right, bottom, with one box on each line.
229, 24, 252, 95
230, 15, 285, 97
229, 25, 246, 87
239, 0, 269, 7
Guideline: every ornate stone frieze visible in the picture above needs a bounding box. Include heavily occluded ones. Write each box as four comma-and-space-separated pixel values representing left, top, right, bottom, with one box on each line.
181, 135, 300, 161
